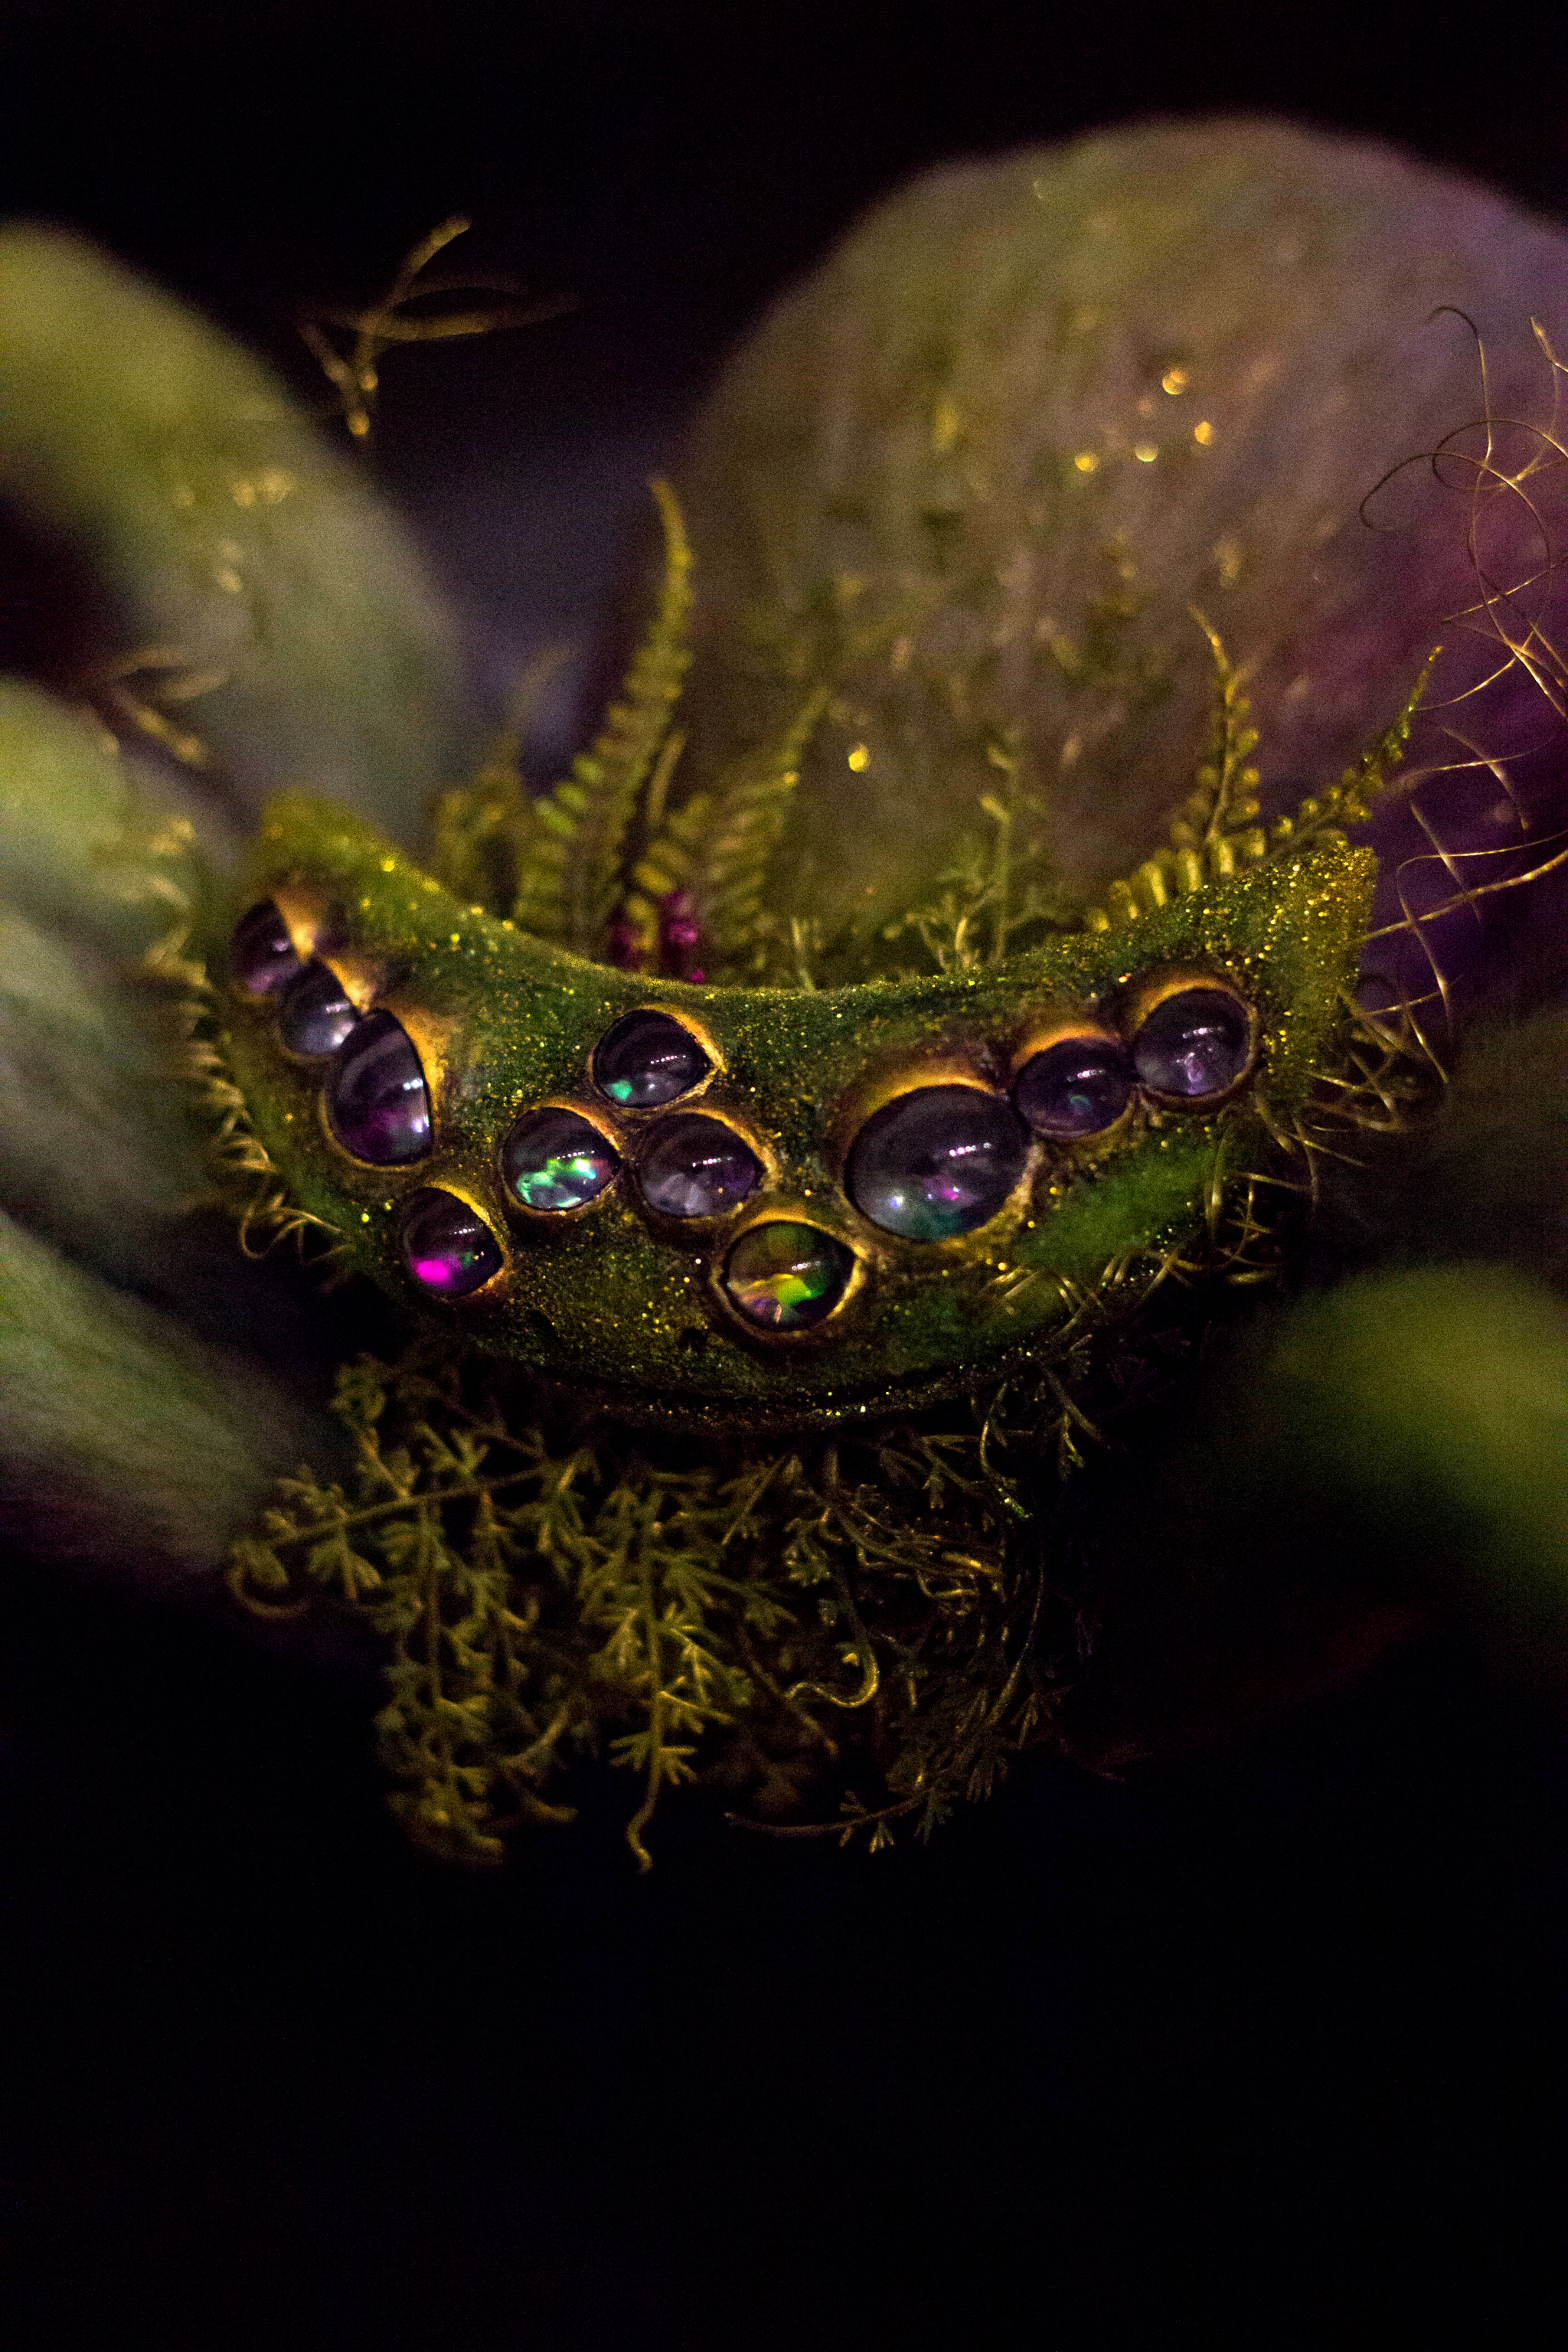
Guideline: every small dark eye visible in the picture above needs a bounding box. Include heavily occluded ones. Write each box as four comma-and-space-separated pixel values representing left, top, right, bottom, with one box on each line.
230, 900, 302, 997
1132, 987, 1253, 1100
278, 960, 359, 1057
845, 1086, 1028, 1240
326, 1013, 432, 1164
501, 1108, 619, 1212
400, 1188, 503, 1295
637, 1115, 762, 1219
1014, 1037, 1132, 1138
593, 1010, 710, 1107
724, 1220, 854, 1331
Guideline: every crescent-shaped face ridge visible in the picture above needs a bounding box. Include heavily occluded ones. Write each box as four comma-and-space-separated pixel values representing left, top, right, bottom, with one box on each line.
220, 789, 1374, 1426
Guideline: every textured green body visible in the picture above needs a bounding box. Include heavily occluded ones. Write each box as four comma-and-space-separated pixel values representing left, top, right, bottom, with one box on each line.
227, 789, 1372, 1423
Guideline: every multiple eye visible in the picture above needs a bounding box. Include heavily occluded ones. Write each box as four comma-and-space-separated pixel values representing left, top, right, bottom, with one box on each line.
498, 1009, 816, 1328
846, 986, 1255, 1243
231, 903, 434, 1165
233, 902, 1256, 1339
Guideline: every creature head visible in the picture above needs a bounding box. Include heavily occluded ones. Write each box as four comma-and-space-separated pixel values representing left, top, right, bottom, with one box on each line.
218, 555, 1420, 1428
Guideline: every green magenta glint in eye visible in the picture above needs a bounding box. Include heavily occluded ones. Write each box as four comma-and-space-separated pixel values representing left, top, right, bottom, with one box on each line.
501, 1107, 619, 1212
399, 1187, 503, 1295
723, 1220, 854, 1332
845, 1086, 1029, 1240
593, 1010, 710, 1108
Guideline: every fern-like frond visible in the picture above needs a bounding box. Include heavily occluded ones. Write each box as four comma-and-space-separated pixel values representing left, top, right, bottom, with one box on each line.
1084, 634, 1437, 930
512, 478, 692, 952
1270, 643, 1439, 856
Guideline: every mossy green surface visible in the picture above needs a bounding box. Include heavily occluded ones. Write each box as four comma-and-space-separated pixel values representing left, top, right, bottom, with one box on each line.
225, 789, 1371, 1421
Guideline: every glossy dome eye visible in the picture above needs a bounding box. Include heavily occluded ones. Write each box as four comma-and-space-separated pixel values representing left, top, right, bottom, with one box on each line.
1132, 986, 1254, 1100
724, 1220, 854, 1331
593, 1011, 710, 1108
1014, 1037, 1132, 1138
845, 1086, 1028, 1240
278, 960, 359, 1057
501, 1107, 619, 1212
637, 1115, 762, 1219
326, 1013, 432, 1164
400, 1188, 503, 1295
230, 900, 302, 998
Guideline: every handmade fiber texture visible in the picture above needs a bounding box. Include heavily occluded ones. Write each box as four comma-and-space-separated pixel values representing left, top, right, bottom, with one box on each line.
1, 121, 1564, 1866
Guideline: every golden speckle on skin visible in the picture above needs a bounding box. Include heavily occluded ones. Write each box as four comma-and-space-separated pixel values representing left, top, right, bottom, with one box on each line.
847, 743, 871, 773
1134, 442, 1158, 464
1193, 420, 1217, 446
1073, 450, 1099, 474
1161, 366, 1189, 395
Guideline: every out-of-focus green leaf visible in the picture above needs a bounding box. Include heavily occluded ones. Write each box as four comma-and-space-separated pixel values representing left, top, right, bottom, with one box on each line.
0, 227, 481, 839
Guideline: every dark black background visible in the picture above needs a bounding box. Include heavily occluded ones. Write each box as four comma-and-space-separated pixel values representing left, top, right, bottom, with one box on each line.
2, 7, 1564, 2347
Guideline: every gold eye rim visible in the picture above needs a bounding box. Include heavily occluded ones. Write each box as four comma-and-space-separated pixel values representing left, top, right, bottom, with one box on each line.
590, 1003, 725, 1115
631, 1106, 779, 1236
838, 1075, 1037, 1250
1008, 1014, 1138, 1148
495, 1096, 626, 1227
708, 1202, 868, 1345
394, 1179, 510, 1305
1120, 968, 1260, 1110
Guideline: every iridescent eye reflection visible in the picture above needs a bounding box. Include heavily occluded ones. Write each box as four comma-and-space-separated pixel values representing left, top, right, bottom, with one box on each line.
278, 960, 359, 1057
502, 1107, 619, 1212
1014, 1037, 1132, 1138
1132, 986, 1253, 1099
400, 1187, 502, 1295
230, 899, 302, 998
327, 1013, 432, 1164
593, 1010, 710, 1108
846, 1086, 1028, 1240
724, 1220, 854, 1331
638, 1115, 761, 1219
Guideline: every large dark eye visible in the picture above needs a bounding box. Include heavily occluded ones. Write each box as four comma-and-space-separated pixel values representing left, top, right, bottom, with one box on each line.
637, 1115, 762, 1219
593, 1011, 710, 1107
845, 1086, 1028, 1240
501, 1108, 619, 1212
277, 960, 359, 1057
1132, 987, 1253, 1099
1014, 1037, 1132, 1138
229, 900, 302, 998
400, 1188, 503, 1295
724, 1220, 854, 1331
326, 1013, 432, 1163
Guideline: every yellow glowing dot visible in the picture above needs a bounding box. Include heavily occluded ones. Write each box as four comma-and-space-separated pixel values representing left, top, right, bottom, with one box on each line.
1134, 442, 1158, 464
449, 931, 461, 946
230, 479, 257, 507
213, 565, 243, 593
1161, 367, 1189, 396
847, 743, 871, 772
1194, 420, 1216, 446
1073, 450, 1099, 474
